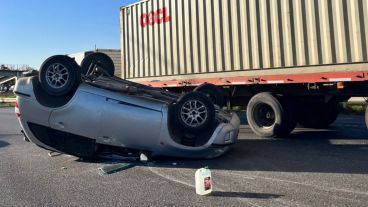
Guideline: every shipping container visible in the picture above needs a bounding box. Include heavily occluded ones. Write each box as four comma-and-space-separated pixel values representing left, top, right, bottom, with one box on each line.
120, 0, 368, 81
120, 0, 368, 138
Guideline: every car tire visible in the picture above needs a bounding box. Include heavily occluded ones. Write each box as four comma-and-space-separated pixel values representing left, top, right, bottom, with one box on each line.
246, 92, 291, 138
194, 83, 225, 107
39, 55, 80, 96
298, 101, 339, 129
81, 52, 115, 77
174, 92, 216, 132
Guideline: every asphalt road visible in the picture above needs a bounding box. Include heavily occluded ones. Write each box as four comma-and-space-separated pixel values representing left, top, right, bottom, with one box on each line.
1, 107, 368, 207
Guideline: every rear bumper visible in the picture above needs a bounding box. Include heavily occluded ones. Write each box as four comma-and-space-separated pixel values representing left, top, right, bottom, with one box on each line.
212, 113, 240, 146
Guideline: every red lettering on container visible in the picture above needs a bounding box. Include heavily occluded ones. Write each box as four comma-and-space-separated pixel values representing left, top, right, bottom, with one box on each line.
140, 7, 171, 28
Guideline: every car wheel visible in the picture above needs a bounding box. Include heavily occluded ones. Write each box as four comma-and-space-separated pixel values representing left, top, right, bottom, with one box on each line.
81, 52, 115, 77
39, 55, 80, 96
247, 92, 292, 138
194, 83, 225, 107
175, 92, 215, 132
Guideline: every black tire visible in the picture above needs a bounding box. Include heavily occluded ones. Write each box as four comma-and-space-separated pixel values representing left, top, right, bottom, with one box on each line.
194, 84, 225, 107
278, 97, 298, 135
174, 92, 216, 132
246, 93, 292, 138
39, 55, 80, 96
81, 52, 115, 77
298, 101, 340, 129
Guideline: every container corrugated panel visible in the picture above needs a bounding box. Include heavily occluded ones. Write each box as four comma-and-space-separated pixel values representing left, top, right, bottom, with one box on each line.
120, 0, 368, 80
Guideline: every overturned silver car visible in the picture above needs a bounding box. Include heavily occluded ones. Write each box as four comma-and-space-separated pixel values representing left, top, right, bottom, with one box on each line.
14, 53, 240, 159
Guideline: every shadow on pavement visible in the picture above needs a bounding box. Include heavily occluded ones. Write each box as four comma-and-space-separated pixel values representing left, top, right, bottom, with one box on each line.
206, 127, 368, 174
212, 191, 283, 199
145, 126, 368, 174
60, 115, 368, 175
0, 140, 10, 148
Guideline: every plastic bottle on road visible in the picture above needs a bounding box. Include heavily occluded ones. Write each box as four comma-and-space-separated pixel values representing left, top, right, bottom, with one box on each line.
195, 167, 212, 195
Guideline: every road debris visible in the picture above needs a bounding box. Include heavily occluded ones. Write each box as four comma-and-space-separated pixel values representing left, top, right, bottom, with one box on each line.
140, 153, 148, 162
98, 163, 135, 175
48, 151, 63, 157
195, 167, 213, 196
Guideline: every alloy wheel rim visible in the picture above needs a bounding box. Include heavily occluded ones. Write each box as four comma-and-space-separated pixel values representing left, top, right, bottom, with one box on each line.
46, 63, 69, 89
180, 100, 208, 128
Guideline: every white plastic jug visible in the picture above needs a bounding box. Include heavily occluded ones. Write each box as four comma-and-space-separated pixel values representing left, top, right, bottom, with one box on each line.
195, 167, 213, 195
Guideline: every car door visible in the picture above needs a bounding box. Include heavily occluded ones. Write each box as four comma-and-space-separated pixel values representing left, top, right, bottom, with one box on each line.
49, 89, 105, 139
97, 92, 163, 150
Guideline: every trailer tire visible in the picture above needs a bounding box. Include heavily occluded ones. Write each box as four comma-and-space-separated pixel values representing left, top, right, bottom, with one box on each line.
194, 84, 225, 107
298, 101, 339, 129
247, 93, 291, 138
174, 92, 215, 132
39, 55, 80, 97
278, 97, 298, 135
81, 52, 115, 77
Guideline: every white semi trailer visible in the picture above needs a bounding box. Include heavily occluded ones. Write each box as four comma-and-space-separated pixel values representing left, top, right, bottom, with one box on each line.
120, 0, 368, 137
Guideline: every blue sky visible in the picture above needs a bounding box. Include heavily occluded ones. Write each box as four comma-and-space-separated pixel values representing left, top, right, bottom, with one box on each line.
0, 0, 138, 68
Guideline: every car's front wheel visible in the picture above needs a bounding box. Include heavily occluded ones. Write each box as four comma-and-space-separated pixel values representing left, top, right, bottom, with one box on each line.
174, 92, 216, 132
194, 83, 225, 107
39, 55, 80, 96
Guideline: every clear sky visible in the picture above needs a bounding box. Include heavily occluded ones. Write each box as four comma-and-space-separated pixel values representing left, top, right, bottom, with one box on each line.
0, 0, 138, 69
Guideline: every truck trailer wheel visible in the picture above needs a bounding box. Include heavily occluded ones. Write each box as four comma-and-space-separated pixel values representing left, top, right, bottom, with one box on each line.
39, 55, 81, 96
194, 83, 225, 107
278, 97, 298, 135
298, 101, 339, 129
247, 93, 295, 138
174, 92, 215, 132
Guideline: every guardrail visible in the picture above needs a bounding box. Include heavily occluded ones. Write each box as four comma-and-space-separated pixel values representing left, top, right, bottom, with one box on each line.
0, 98, 15, 103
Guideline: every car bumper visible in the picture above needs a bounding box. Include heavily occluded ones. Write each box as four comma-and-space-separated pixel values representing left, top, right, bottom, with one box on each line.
212, 112, 240, 146
153, 113, 240, 159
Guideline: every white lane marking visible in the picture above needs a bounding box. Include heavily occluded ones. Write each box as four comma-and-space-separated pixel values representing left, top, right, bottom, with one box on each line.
224, 155, 368, 197
228, 172, 368, 197
148, 166, 194, 188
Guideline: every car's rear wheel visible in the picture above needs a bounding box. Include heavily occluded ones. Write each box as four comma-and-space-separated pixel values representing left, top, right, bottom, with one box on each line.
81, 52, 115, 77
194, 83, 225, 107
39, 55, 80, 96
174, 92, 215, 132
